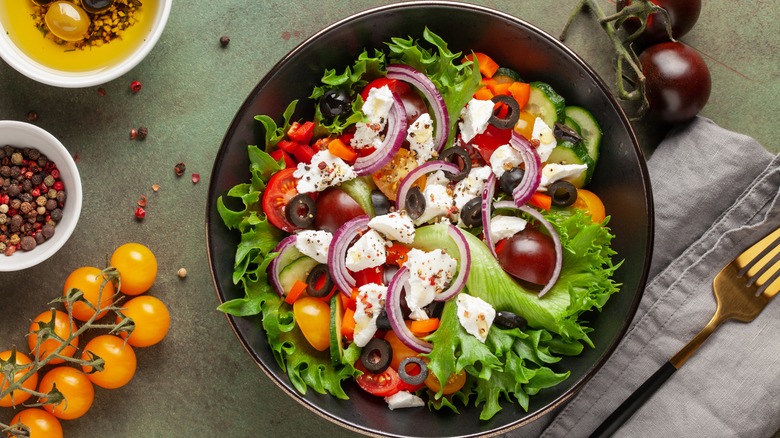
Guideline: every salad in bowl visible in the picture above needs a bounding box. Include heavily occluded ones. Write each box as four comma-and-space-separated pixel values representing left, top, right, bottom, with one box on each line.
215, 28, 621, 421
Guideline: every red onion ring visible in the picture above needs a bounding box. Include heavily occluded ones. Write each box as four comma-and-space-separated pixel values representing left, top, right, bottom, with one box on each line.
353, 93, 408, 176
481, 173, 498, 259
395, 160, 459, 212
386, 266, 433, 353
434, 224, 471, 302
386, 64, 449, 153
328, 215, 370, 297
508, 131, 541, 207
493, 200, 562, 297
268, 235, 299, 296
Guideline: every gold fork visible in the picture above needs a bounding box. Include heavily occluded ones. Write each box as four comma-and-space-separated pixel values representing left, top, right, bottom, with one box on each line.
591, 227, 780, 438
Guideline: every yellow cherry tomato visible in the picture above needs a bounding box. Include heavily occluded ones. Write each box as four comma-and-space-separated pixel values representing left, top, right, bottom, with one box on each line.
110, 243, 158, 296
81, 335, 137, 389
9, 408, 63, 438
0, 350, 38, 407
573, 189, 607, 223
293, 297, 331, 351
38, 367, 94, 420
27, 310, 79, 365
425, 369, 467, 395
63, 266, 115, 321
118, 295, 171, 347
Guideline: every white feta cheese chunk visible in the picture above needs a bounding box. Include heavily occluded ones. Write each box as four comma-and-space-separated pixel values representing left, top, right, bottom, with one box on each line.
407, 113, 437, 164
405, 248, 457, 320
345, 229, 387, 272
453, 165, 492, 214
532, 117, 557, 163
456, 294, 496, 343
293, 150, 357, 193
353, 283, 387, 347
362, 85, 395, 124
489, 144, 522, 179
385, 391, 425, 410
413, 183, 453, 226
368, 211, 416, 244
351, 122, 384, 150
539, 163, 588, 189
488, 215, 527, 243
426, 170, 450, 187
458, 98, 494, 143
294, 230, 332, 264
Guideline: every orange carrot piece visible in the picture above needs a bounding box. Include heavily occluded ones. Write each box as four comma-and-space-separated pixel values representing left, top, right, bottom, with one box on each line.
492, 82, 512, 96
284, 280, 308, 304
341, 307, 356, 341
463, 52, 500, 78
474, 87, 494, 100
327, 138, 357, 162
410, 318, 440, 335
529, 193, 552, 211
508, 82, 531, 109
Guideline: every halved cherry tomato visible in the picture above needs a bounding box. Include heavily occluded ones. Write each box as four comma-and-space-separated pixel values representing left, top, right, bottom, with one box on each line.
573, 189, 606, 223
261, 168, 300, 232
514, 110, 536, 140
469, 124, 512, 162
425, 369, 467, 395
355, 362, 402, 397
372, 148, 420, 201
287, 121, 315, 144
293, 297, 330, 351
386, 243, 410, 267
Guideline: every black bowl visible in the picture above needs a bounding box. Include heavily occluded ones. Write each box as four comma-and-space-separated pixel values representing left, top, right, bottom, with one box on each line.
206, 2, 653, 436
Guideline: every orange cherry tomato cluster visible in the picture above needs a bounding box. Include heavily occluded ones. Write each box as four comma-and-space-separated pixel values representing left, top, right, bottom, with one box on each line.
1, 243, 170, 437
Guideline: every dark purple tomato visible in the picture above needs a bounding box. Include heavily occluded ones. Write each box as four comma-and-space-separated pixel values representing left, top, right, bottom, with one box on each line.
313, 188, 365, 233
495, 227, 556, 285
617, 0, 702, 47
639, 41, 711, 123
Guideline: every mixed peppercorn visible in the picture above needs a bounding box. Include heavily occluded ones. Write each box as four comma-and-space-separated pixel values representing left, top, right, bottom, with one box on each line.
0, 145, 67, 256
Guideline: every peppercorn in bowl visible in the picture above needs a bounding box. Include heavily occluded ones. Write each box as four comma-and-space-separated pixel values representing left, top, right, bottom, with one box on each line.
0, 121, 82, 271
0, 0, 172, 88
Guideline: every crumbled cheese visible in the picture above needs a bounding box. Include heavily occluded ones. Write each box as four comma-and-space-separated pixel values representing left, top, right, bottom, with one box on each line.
353, 283, 386, 347
293, 150, 357, 193
453, 165, 492, 214
539, 163, 588, 189
294, 230, 332, 263
405, 248, 457, 320
407, 113, 437, 164
488, 215, 527, 243
532, 117, 557, 162
426, 170, 450, 187
385, 391, 425, 410
362, 85, 395, 124
456, 294, 496, 343
368, 211, 416, 244
458, 98, 494, 143
345, 229, 387, 272
351, 122, 384, 150
489, 144, 522, 179
413, 183, 454, 226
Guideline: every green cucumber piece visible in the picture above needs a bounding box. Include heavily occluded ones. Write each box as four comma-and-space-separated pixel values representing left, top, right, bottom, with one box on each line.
492, 67, 523, 83
340, 176, 376, 217
526, 82, 565, 127
278, 256, 319, 295
564, 106, 602, 163
547, 140, 594, 187
329, 293, 345, 364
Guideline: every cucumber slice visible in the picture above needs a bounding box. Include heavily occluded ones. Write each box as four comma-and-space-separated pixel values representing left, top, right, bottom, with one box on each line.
547, 140, 594, 187
278, 256, 319, 295
563, 116, 581, 135
526, 82, 565, 127
329, 293, 345, 364
564, 106, 602, 163
492, 67, 523, 83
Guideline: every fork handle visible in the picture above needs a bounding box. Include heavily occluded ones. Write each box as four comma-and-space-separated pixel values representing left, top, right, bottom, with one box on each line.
588, 362, 677, 438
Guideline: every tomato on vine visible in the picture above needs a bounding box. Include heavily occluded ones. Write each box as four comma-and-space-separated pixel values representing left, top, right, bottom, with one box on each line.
616, 0, 702, 47
118, 295, 171, 347
9, 408, 63, 438
63, 266, 115, 321
38, 366, 95, 420
27, 310, 79, 365
81, 334, 137, 389
110, 243, 158, 296
0, 350, 38, 407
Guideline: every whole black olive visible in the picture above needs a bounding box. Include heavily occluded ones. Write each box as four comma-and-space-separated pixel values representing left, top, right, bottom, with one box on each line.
360, 338, 393, 373
488, 94, 521, 129
285, 193, 316, 228
499, 167, 525, 195
460, 197, 482, 228
82, 0, 115, 14
548, 180, 578, 207
494, 311, 528, 330
319, 88, 352, 119
404, 187, 426, 220
439, 146, 472, 182
375, 308, 392, 331
305, 264, 333, 298
371, 189, 391, 216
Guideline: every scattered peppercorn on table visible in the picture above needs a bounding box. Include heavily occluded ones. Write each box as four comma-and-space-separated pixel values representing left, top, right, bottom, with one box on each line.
0, 1, 777, 437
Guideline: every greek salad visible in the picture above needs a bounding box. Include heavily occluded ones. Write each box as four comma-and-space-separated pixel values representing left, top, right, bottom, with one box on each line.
217, 29, 620, 420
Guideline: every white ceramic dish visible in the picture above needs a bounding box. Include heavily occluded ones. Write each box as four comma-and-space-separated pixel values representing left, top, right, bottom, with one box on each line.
0, 121, 82, 271
0, 0, 172, 88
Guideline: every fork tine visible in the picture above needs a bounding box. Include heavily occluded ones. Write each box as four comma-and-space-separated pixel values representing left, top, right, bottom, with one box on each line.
736, 227, 780, 277
756, 257, 780, 297
746, 245, 780, 287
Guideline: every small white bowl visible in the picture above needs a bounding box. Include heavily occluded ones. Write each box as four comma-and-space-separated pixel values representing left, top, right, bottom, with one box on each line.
0, 121, 82, 271
0, 0, 172, 88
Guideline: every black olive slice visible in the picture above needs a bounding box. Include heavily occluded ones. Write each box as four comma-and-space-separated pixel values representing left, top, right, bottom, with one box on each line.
494, 311, 528, 330
376, 308, 392, 331
498, 167, 525, 195
319, 89, 352, 118
305, 264, 333, 298
81, 0, 115, 13
439, 146, 472, 182
371, 189, 391, 216
360, 338, 393, 373
285, 193, 316, 228
548, 180, 578, 207
398, 357, 428, 386
405, 187, 426, 220
460, 197, 482, 228
553, 122, 583, 144
488, 95, 521, 129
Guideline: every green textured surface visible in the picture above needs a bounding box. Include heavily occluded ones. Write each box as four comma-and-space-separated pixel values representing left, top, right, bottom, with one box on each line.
0, 1, 777, 437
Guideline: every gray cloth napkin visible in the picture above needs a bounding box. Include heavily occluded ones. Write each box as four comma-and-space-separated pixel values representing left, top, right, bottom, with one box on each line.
528, 116, 780, 437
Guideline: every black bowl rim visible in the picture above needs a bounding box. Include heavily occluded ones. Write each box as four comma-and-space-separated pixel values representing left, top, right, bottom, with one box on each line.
205, 1, 654, 436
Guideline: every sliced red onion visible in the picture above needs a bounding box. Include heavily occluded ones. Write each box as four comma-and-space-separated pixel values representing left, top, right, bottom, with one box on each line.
481, 173, 498, 259
508, 131, 541, 207
328, 215, 370, 297
494, 200, 562, 298
386, 266, 433, 353
353, 93, 408, 176
268, 235, 299, 296
395, 160, 459, 212
386, 64, 449, 153
434, 224, 471, 302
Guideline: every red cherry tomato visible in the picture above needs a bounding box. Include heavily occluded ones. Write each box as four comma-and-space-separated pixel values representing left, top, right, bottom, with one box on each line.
495, 227, 557, 285
313, 188, 365, 233
617, 0, 702, 47
355, 362, 403, 397
261, 168, 301, 232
